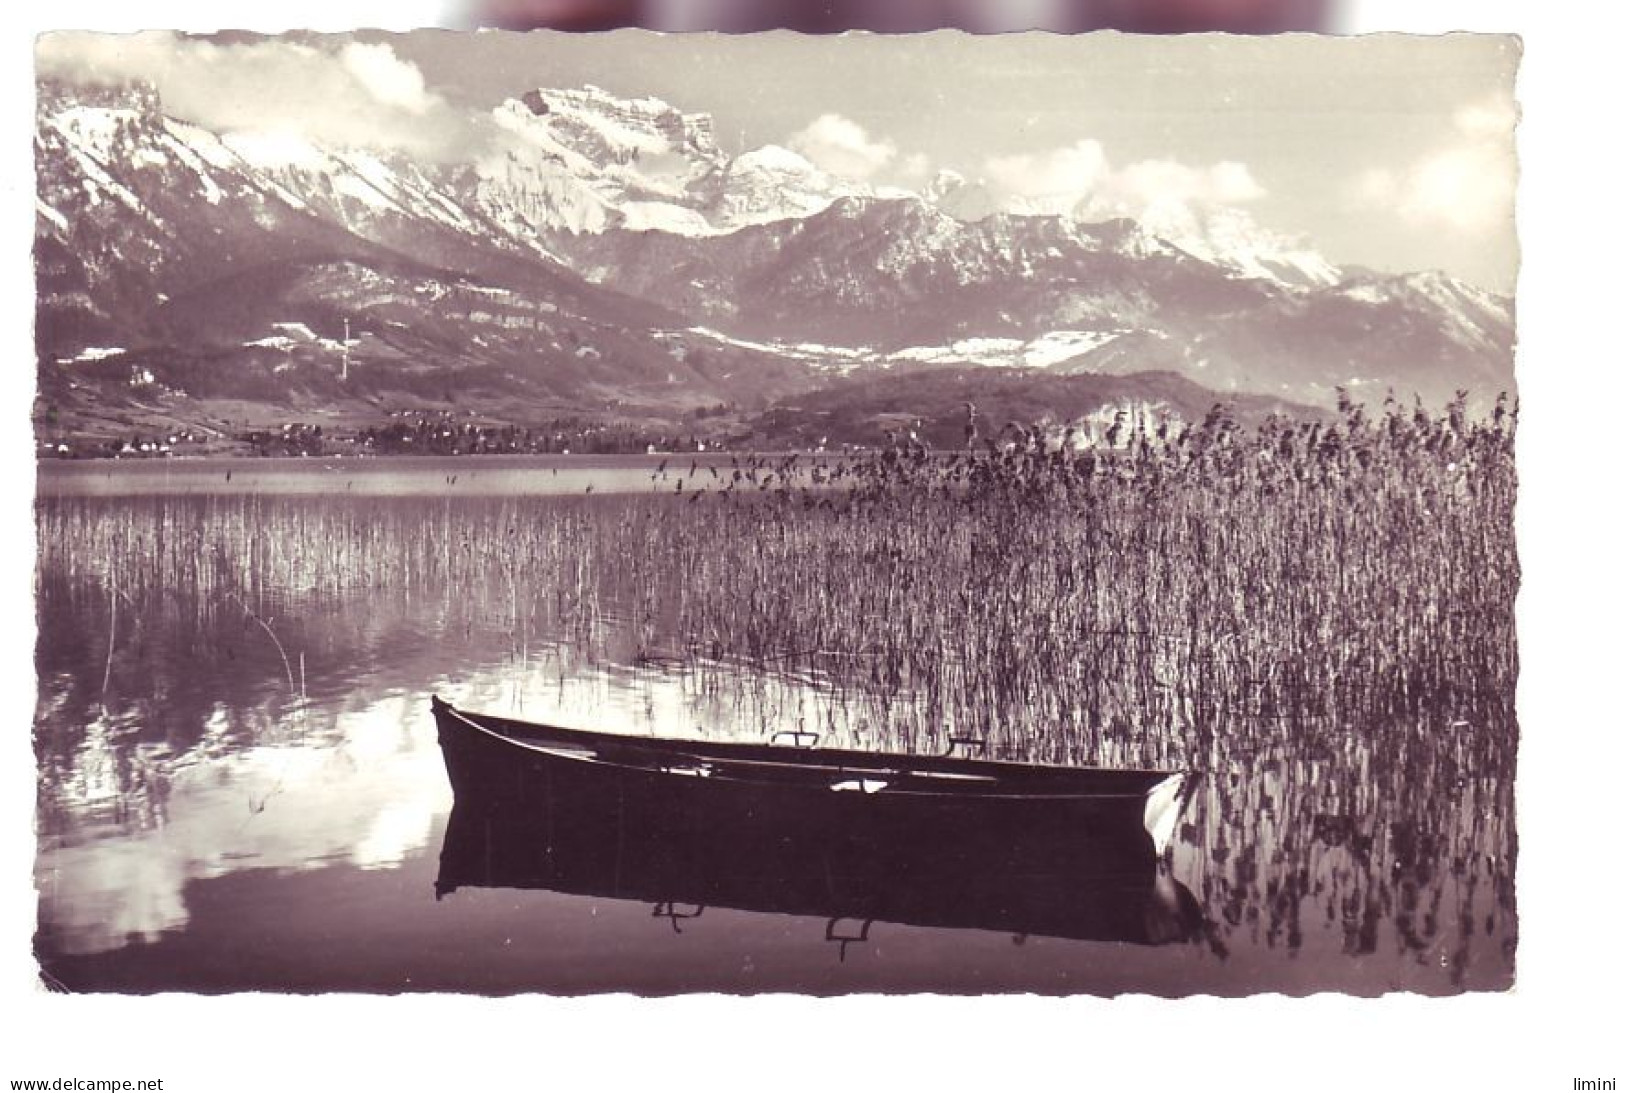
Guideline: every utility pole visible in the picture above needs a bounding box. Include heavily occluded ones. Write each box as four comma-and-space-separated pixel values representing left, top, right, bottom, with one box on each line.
342, 317, 350, 381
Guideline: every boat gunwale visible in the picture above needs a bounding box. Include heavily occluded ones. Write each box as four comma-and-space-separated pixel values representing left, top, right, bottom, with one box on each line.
432, 696, 1184, 792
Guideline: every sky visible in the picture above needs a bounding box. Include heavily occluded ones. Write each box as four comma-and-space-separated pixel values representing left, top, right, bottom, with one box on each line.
34, 29, 1518, 290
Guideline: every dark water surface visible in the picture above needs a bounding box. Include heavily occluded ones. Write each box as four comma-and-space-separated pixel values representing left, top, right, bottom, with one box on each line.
33, 457, 1516, 994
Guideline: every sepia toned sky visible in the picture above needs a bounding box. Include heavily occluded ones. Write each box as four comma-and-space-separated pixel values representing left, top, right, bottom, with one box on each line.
36, 29, 1520, 289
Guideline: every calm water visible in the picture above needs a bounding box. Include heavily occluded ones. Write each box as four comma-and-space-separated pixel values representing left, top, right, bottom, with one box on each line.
38, 452, 740, 497
32, 457, 1516, 994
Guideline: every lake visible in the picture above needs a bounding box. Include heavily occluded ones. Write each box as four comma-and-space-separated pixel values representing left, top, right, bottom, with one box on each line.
32, 455, 1517, 994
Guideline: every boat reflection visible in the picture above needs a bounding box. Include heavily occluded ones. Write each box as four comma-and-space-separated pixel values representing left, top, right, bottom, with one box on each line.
434, 743, 1203, 951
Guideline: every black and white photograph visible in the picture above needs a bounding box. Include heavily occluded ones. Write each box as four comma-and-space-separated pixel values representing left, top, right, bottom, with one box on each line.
21, 25, 1528, 1001
22, 26, 1530, 1002
10, 3, 1625, 1086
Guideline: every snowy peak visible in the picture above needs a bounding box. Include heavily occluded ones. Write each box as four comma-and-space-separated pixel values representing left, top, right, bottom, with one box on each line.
1332, 268, 1513, 357
487, 92, 711, 233
1127, 203, 1341, 287
1336, 268, 1510, 321
494, 84, 725, 208
37, 93, 302, 248
1396, 269, 1510, 322
467, 148, 616, 236
37, 75, 163, 120
703, 145, 869, 229
909, 162, 1341, 289
728, 143, 820, 177
923, 169, 967, 202
1080, 217, 1194, 262
482, 85, 729, 237
511, 85, 720, 166
487, 88, 871, 237
36, 78, 521, 264
924, 170, 1001, 223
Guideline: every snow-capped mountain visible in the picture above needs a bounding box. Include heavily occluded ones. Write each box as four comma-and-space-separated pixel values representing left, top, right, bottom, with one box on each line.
923, 170, 1001, 223
474, 85, 871, 240
1134, 204, 1342, 288
452, 83, 1343, 291
32, 77, 825, 414
920, 167, 1341, 289
554, 191, 1511, 406
33, 76, 1515, 427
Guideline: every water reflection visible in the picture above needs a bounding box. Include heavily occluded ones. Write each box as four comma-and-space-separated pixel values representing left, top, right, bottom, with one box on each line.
37, 693, 450, 956
1174, 746, 1515, 990
35, 454, 713, 498
33, 478, 1517, 993
436, 789, 1203, 948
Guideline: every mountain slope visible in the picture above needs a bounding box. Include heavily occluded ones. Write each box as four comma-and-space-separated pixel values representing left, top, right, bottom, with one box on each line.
32, 78, 827, 419
559, 196, 1513, 407
33, 76, 1515, 441
746, 366, 1319, 450
466, 86, 871, 241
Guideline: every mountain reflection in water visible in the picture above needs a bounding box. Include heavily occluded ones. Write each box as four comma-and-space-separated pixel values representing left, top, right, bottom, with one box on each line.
33, 469, 1516, 994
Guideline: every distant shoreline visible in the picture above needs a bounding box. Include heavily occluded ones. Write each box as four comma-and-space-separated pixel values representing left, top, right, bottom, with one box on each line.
36, 449, 825, 466
34, 450, 827, 498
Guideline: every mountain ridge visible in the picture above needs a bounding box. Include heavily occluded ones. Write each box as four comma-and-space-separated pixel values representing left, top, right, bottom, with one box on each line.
32, 76, 1515, 453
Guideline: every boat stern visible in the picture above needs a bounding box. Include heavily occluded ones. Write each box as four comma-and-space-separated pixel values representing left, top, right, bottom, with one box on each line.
1142, 773, 1195, 858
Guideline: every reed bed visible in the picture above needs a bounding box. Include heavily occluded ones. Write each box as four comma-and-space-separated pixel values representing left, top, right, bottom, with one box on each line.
635, 394, 1519, 766
37, 394, 1517, 771
33, 394, 1519, 981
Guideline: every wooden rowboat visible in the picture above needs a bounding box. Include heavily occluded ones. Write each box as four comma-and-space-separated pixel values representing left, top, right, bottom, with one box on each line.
431, 696, 1192, 855
431, 696, 1199, 947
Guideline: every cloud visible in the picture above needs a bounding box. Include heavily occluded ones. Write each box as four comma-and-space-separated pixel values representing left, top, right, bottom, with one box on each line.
339, 42, 433, 115
1110, 158, 1265, 208
984, 139, 1111, 213
895, 152, 933, 187
980, 139, 1265, 228
1352, 98, 1516, 232
786, 113, 897, 180
35, 32, 476, 161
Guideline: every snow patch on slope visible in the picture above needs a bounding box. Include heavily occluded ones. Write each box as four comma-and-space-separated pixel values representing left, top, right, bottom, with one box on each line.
1131, 205, 1340, 287
675, 326, 1128, 374
36, 198, 70, 232
892, 330, 1127, 368
66, 346, 126, 363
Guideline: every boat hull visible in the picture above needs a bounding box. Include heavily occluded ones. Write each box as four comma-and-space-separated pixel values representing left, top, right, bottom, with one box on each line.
431, 697, 1200, 946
